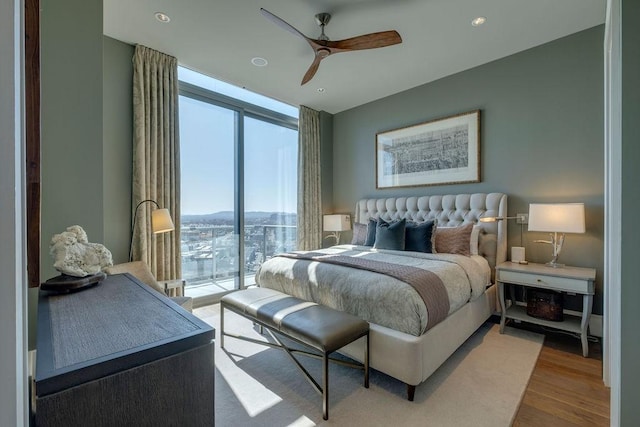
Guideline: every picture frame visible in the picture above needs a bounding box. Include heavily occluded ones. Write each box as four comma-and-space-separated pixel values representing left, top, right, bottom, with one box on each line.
376, 110, 480, 189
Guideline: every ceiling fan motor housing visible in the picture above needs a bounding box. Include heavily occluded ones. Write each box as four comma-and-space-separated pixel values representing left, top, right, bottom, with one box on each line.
315, 13, 331, 41
314, 13, 331, 27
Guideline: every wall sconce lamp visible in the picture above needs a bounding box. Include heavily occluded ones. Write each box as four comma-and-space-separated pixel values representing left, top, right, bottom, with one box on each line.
479, 214, 528, 263
479, 214, 527, 223
323, 214, 351, 246
528, 203, 585, 268
129, 199, 175, 261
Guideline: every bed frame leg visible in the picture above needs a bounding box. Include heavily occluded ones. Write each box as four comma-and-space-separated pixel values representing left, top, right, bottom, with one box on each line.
364, 332, 369, 388
407, 384, 415, 401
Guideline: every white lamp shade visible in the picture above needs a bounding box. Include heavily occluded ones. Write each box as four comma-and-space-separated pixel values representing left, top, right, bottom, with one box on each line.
528, 203, 585, 234
323, 214, 351, 232
151, 208, 175, 234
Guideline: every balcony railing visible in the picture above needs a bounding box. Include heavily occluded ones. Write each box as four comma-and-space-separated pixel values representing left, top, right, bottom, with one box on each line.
181, 224, 296, 288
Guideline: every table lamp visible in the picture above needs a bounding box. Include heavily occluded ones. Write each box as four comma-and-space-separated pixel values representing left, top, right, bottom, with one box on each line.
323, 214, 351, 246
528, 203, 585, 268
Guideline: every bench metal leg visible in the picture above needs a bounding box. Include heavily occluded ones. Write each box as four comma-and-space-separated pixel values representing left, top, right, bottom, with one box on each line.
323, 353, 329, 420
270, 331, 323, 396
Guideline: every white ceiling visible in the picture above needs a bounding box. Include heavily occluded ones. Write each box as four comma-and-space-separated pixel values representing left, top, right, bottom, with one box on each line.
104, 0, 605, 114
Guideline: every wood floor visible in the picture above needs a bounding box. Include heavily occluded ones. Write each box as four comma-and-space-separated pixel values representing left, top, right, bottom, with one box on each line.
512, 323, 610, 426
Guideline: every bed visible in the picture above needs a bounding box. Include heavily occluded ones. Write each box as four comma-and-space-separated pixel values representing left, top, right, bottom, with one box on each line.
255, 193, 507, 399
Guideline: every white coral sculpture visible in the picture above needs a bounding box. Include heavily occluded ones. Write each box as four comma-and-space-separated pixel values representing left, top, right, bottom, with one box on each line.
50, 225, 113, 277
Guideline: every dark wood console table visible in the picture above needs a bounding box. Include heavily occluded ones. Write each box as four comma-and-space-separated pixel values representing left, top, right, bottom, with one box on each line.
34, 273, 215, 426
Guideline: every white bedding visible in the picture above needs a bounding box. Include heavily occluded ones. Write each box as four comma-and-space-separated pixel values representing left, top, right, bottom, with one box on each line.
255, 245, 491, 337
469, 254, 492, 288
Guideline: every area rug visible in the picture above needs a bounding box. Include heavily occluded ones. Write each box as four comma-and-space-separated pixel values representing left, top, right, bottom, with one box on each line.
196, 304, 544, 427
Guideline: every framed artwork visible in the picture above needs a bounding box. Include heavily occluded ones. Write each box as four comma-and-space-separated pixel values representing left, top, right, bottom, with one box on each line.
376, 110, 480, 189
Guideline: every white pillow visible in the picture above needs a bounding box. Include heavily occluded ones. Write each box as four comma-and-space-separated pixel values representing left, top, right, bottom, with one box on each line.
470, 225, 481, 256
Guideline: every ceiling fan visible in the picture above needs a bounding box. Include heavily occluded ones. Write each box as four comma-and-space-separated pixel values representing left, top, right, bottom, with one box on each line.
260, 8, 402, 85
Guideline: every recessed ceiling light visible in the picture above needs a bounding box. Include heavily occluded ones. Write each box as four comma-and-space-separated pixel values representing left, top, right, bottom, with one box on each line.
317, 88, 325, 93
155, 12, 171, 23
251, 57, 268, 67
471, 16, 486, 27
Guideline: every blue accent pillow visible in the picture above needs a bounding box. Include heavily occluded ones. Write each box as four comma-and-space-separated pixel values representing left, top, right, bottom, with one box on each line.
373, 218, 406, 250
405, 220, 435, 253
364, 218, 378, 246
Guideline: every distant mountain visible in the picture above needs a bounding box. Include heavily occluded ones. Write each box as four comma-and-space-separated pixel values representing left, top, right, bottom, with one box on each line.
182, 211, 296, 225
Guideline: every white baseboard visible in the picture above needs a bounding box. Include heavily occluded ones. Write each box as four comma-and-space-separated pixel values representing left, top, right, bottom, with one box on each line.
591, 314, 603, 338
562, 309, 603, 338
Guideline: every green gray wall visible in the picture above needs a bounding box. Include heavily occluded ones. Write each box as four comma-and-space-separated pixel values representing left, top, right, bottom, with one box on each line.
621, 0, 640, 423
41, 0, 104, 278
332, 26, 605, 314
40, 10, 134, 278
103, 36, 134, 263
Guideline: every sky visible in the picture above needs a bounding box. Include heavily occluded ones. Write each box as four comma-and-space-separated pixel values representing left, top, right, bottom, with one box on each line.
178, 67, 298, 215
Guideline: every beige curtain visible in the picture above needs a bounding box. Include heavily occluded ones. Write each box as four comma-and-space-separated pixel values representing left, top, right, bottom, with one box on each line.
297, 106, 323, 250
132, 45, 181, 284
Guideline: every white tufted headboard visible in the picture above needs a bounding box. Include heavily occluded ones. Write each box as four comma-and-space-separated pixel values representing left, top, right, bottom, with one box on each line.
354, 193, 508, 277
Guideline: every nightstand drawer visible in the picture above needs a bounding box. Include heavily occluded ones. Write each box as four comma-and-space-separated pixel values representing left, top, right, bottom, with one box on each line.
498, 270, 591, 293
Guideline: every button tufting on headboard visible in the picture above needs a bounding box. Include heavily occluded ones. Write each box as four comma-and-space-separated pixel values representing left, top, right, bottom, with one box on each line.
355, 193, 508, 278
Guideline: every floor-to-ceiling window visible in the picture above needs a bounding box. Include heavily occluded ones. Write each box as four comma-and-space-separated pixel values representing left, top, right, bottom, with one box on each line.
178, 67, 298, 305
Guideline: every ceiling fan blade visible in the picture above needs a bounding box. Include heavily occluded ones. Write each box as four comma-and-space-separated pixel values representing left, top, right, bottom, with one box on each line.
327, 30, 402, 52
301, 56, 322, 85
260, 8, 309, 42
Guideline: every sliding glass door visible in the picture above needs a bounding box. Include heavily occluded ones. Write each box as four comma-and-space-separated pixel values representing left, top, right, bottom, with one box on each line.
179, 68, 298, 303
179, 96, 241, 298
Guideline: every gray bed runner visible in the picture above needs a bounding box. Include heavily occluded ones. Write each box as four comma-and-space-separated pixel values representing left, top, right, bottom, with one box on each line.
276, 252, 450, 330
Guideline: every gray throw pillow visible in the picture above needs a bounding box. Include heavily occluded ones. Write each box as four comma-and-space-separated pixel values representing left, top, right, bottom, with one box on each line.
373, 218, 406, 250
351, 223, 368, 245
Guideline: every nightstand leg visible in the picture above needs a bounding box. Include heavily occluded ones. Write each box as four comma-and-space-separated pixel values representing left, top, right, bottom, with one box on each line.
509, 285, 516, 308
498, 282, 506, 333
580, 294, 594, 357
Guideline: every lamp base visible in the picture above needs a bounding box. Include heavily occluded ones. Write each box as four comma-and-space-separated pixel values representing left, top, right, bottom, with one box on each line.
324, 232, 340, 246
545, 261, 565, 268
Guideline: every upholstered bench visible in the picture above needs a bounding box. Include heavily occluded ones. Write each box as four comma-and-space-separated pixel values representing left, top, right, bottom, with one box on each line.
220, 287, 369, 420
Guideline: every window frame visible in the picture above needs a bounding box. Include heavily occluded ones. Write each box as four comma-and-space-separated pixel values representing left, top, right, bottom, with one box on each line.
178, 80, 298, 292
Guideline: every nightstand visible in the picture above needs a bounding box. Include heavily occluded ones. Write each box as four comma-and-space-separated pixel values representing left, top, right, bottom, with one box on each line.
496, 262, 596, 357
